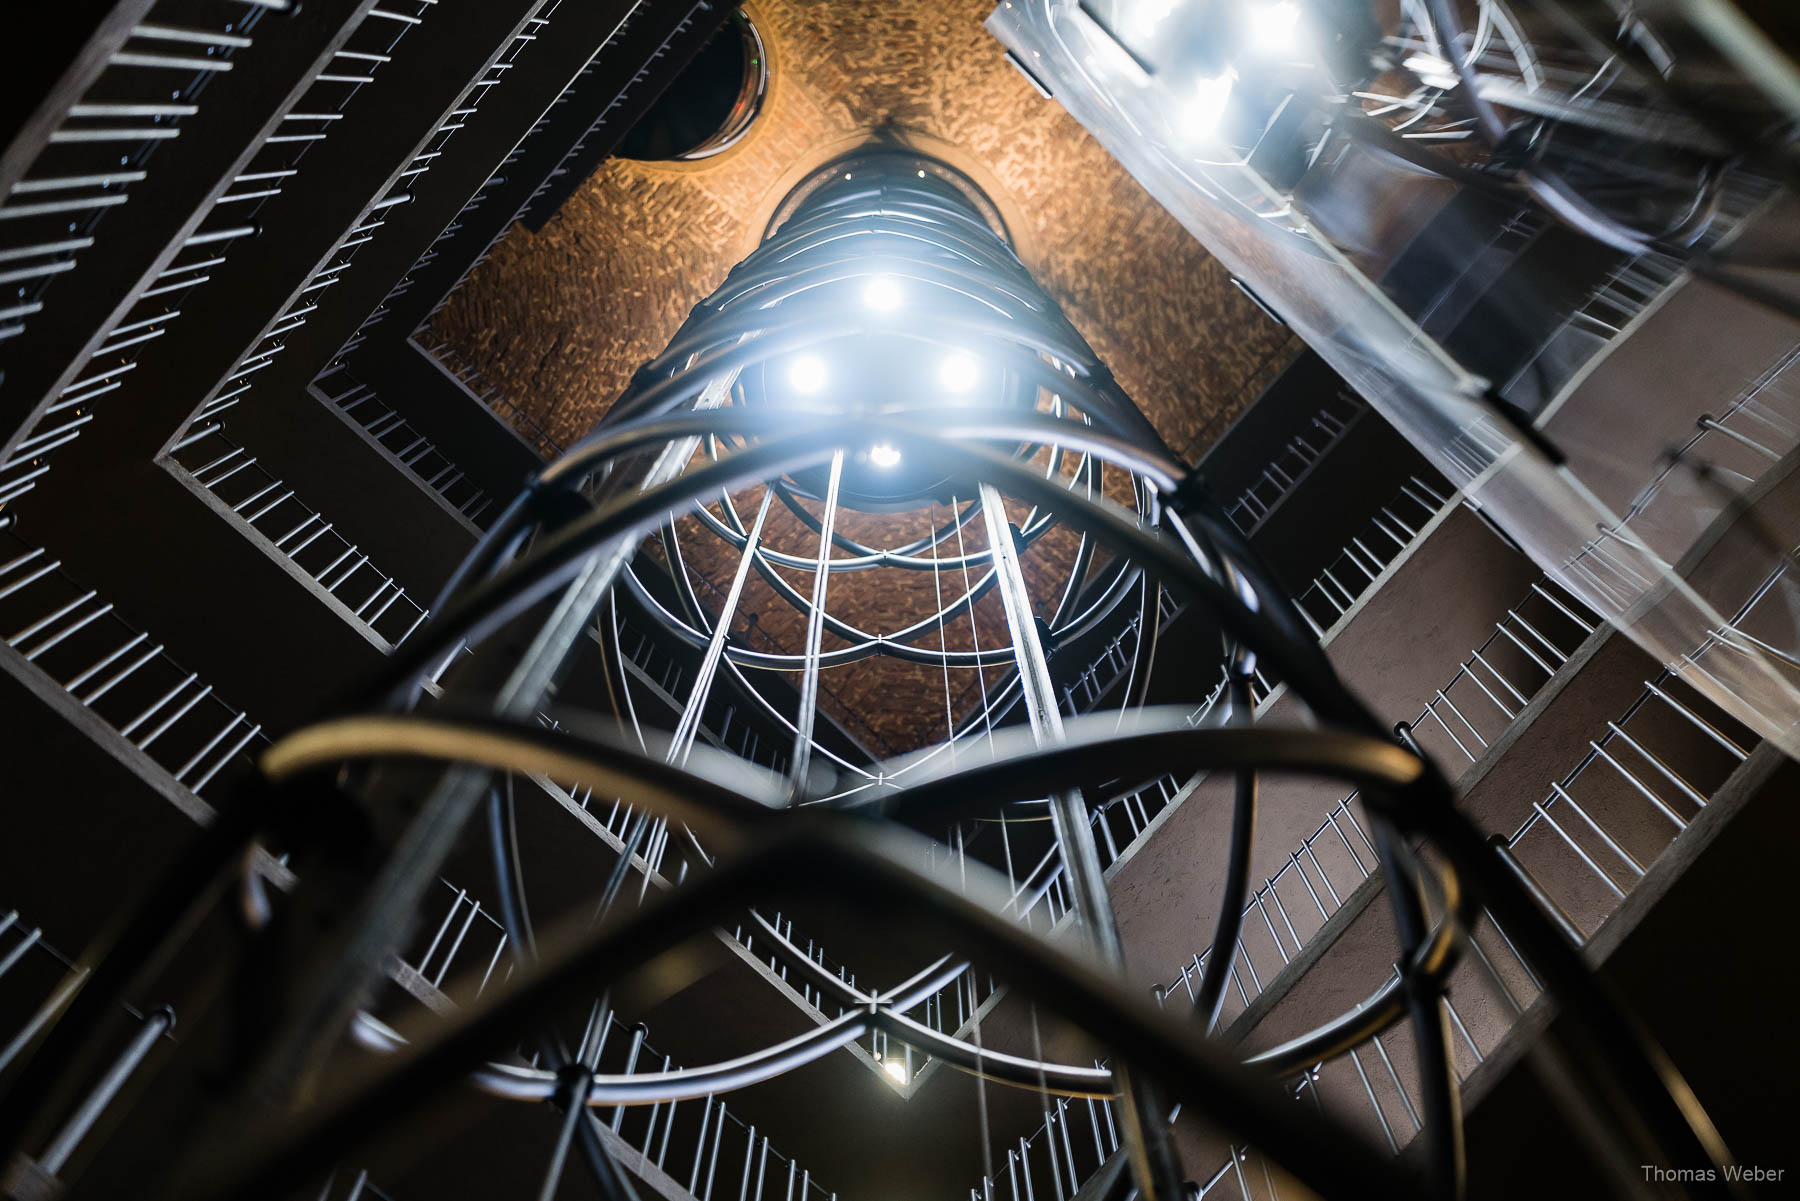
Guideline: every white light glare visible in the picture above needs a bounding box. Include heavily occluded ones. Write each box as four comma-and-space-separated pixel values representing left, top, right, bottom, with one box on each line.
869, 443, 902, 469
1247, 0, 1301, 53
1402, 53, 1460, 90
939, 353, 979, 393
884, 1059, 908, 1083
1182, 70, 1236, 141
788, 354, 828, 395
863, 277, 903, 311
1123, 0, 1177, 41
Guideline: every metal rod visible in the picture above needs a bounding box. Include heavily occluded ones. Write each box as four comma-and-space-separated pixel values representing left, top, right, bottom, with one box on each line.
38, 1007, 173, 1174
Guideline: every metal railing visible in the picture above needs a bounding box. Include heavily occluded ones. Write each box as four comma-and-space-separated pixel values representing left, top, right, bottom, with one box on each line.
1224, 392, 1367, 536
1158, 574, 1597, 1024
1290, 474, 1449, 636
1258, 660, 1755, 1171
0, 527, 265, 799
169, 426, 430, 648
0, 0, 443, 505
0, 913, 89, 1082
1399, 575, 1600, 769
412, 327, 567, 455
387, 882, 840, 1201
365, 0, 672, 351
313, 1169, 403, 1201
166, 0, 459, 445
1057, 587, 1182, 717
1499, 171, 1781, 409
0, 0, 266, 502
988, 653, 1754, 1201
0, 911, 178, 1187
314, 365, 495, 526
966, 1085, 1130, 1201
3, 909, 384, 1199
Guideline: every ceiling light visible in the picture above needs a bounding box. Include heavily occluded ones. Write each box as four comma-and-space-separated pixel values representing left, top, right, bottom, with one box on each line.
939, 353, 979, 393
863, 277, 903, 311
1123, 0, 1178, 41
884, 1059, 908, 1083
1247, 1, 1301, 53
1182, 71, 1236, 141
788, 354, 827, 395
869, 443, 902, 468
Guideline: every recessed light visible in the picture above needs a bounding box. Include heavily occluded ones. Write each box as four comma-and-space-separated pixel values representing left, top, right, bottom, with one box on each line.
788, 354, 827, 394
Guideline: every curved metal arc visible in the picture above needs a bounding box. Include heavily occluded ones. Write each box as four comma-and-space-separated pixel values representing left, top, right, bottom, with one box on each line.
694, 480, 1001, 571
608, 568, 884, 781
683, 464, 1136, 659
352, 1010, 873, 1106
725, 227, 1051, 322
619, 308, 1153, 448
259, 713, 789, 845
170, 826, 1424, 1201
754, 198, 1039, 286
335, 710, 1443, 1093
549, 405, 1183, 496
874, 1009, 1115, 1097
837, 712, 1427, 826
373, 431, 846, 706
266, 709, 1445, 1101
1193, 662, 1258, 1033
398, 415, 1186, 709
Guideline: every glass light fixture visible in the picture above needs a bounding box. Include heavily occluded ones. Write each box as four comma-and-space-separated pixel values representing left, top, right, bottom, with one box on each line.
863, 277, 903, 311
938, 352, 979, 393
869, 443, 902, 468
788, 354, 828, 395
1246, 0, 1301, 53
1182, 70, 1236, 141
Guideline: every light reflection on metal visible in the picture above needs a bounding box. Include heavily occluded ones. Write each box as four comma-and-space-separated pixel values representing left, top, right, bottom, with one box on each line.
991, 0, 1800, 764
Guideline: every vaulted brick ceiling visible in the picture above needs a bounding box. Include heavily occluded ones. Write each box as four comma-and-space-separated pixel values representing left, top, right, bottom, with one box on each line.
428, 0, 1301, 753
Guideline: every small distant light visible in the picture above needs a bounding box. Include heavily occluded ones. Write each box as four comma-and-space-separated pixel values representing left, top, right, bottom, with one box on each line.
1182, 71, 1236, 141
939, 353, 979, 393
869, 443, 902, 469
789, 354, 828, 395
844, 172, 854, 180
863, 277, 903, 311
884, 1059, 908, 1083
917, 169, 927, 178
1247, 0, 1301, 52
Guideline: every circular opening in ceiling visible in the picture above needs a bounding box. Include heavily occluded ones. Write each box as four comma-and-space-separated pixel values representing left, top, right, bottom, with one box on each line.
616, 12, 769, 163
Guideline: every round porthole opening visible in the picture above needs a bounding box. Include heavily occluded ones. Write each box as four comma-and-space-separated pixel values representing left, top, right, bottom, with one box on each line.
616, 12, 769, 162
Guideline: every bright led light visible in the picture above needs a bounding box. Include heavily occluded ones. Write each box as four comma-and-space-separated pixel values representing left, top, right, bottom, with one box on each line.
938, 353, 979, 393
788, 354, 827, 395
884, 1059, 908, 1083
863, 277, 903, 311
1123, 0, 1177, 41
1181, 71, 1236, 141
1247, 1, 1300, 53
868, 443, 902, 469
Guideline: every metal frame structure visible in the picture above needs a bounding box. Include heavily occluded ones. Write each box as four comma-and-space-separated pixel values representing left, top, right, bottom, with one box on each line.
0, 150, 1751, 1201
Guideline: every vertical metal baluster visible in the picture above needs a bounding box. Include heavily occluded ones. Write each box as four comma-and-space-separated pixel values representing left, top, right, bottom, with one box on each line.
1370, 1031, 1421, 1131
1549, 783, 1646, 876
1534, 799, 1626, 897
